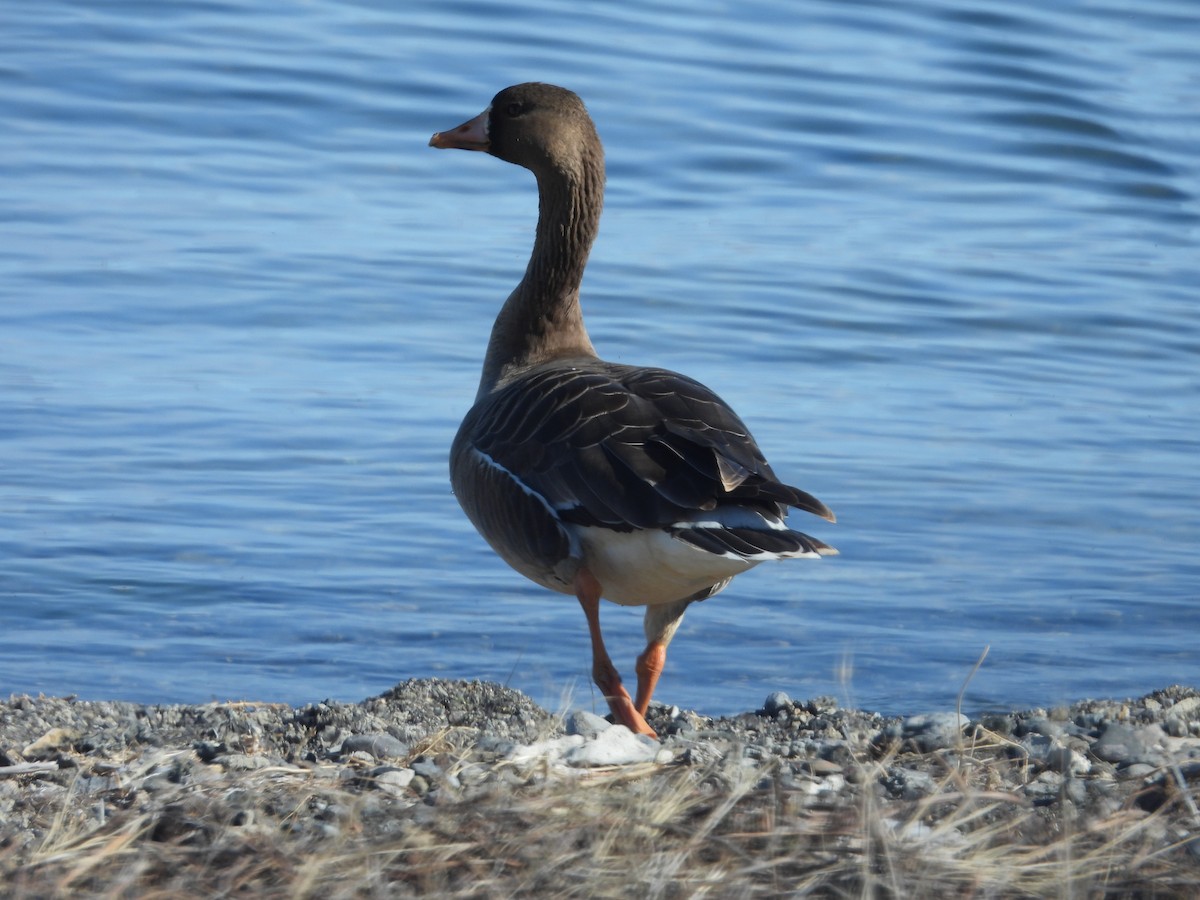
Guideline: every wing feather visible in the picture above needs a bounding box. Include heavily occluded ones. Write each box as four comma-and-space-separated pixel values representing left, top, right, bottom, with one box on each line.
455, 360, 835, 547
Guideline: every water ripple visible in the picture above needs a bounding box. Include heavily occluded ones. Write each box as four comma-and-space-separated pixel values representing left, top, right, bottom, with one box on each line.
1, 0, 1196, 715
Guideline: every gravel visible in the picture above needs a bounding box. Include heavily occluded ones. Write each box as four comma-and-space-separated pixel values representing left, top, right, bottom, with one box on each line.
2, 679, 1198, 897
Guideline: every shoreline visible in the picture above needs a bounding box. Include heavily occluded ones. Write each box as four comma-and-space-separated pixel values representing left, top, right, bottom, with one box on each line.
3, 679, 1198, 897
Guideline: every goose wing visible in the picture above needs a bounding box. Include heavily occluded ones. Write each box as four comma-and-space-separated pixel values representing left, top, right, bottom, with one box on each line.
453, 360, 834, 548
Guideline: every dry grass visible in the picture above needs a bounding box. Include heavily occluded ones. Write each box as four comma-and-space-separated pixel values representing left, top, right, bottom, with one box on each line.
4, 739, 1197, 899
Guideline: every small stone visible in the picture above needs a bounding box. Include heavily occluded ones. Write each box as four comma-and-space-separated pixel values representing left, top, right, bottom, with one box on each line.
139, 769, 177, 794
884, 768, 937, 800
878, 712, 969, 753
762, 692, 792, 717
1036, 770, 1064, 787
194, 741, 224, 763
1075, 712, 1107, 730
1117, 762, 1156, 780
1019, 733, 1053, 763
342, 734, 409, 760
565, 710, 611, 738
680, 743, 721, 767
475, 735, 515, 755
565, 725, 659, 767
806, 696, 839, 714
319, 726, 346, 747
1016, 716, 1067, 740
811, 773, 846, 795
1184, 835, 1200, 864
1046, 746, 1091, 776
1164, 718, 1188, 738
22, 728, 77, 760
410, 760, 442, 780
1165, 696, 1200, 721
1177, 761, 1200, 780
979, 713, 1016, 736
1063, 777, 1087, 806
506, 734, 585, 766
317, 803, 351, 822
800, 758, 843, 777
1093, 723, 1164, 766
456, 763, 489, 786
218, 754, 272, 771
1023, 782, 1058, 805
372, 767, 415, 797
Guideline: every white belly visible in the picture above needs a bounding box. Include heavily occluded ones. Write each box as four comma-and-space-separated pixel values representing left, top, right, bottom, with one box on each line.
576, 526, 757, 606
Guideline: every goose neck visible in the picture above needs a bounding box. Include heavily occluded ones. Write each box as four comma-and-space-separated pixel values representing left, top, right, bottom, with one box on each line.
477, 154, 604, 397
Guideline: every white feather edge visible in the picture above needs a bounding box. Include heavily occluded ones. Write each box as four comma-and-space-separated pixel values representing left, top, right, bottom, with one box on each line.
471, 448, 824, 607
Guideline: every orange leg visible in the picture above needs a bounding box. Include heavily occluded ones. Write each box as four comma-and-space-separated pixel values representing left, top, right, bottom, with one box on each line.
634, 640, 667, 717
633, 598, 691, 720
574, 567, 657, 738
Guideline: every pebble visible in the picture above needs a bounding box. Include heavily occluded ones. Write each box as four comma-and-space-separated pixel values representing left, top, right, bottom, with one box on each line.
1017, 733, 1053, 763
884, 767, 937, 800
564, 710, 611, 738
564, 725, 661, 767
1024, 782, 1059, 805
877, 712, 970, 753
1164, 717, 1189, 738
21, 728, 77, 760
678, 742, 721, 768
1166, 695, 1200, 721
410, 759, 443, 780
371, 766, 415, 797
799, 758, 843, 776
1046, 746, 1091, 777
341, 733, 409, 760
1092, 722, 1163, 766
762, 691, 792, 717
505, 734, 585, 766
218, 754, 274, 771
1016, 716, 1068, 740
230, 808, 254, 827
1118, 763, 1156, 780
803, 773, 846, 796
1063, 777, 1088, 806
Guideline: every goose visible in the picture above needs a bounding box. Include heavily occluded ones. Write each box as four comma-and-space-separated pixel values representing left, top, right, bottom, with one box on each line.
430, 83, 836, 737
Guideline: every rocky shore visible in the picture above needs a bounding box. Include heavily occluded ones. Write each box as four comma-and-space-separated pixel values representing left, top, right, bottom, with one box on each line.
2, 680, 1197, 897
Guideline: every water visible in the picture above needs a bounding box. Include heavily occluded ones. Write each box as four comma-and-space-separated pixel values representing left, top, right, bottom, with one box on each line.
2, 0, 1197, 717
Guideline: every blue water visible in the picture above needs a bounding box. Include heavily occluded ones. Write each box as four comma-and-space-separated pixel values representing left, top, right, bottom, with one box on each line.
2, 0, 1197, 718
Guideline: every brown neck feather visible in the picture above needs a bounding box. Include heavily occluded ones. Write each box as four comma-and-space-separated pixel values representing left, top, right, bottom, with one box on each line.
477, 146, 604, 397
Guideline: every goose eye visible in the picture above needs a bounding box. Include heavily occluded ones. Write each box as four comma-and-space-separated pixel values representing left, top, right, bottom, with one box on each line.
505, 102, 524, 117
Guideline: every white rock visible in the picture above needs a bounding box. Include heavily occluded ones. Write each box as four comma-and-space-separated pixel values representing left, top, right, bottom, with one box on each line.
802, 773, 846, 796
506, 734, 585, 766
1046, 746, 1092, 777
565, 725, 659, 767
373, 767, 415, 797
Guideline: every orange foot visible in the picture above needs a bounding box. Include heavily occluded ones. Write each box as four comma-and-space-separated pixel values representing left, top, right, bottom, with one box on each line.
574, 565, 659, 739
602, 680, 657, 738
